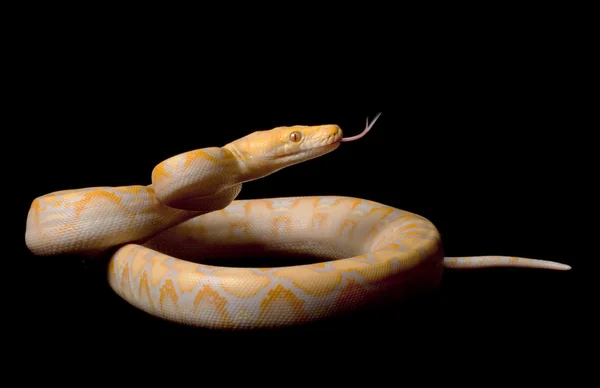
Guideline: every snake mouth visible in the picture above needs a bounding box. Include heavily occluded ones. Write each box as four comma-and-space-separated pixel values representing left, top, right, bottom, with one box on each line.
309, 139, 341, 155
317, 130, 344, 147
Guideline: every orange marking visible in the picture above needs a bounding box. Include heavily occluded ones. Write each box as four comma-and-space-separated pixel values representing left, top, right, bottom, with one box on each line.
259, 284, 305, 322
330, 197, 346, 207
108, 257, 116, 276
30, 198, 41, 233
171, 260, 201, 272
69, 190, 125, 223
349, 200, 362, 211
152, 162, 171, 181
137, 270, 155, 311
271, 216, 292, 234
242, 201, 252, 214
213, 268, 270, 298
274, 267, 342, 296
243, 199, 273, 213
373, 249, 419, 271
333, 258, 391, 283
175, 267, 205, 293
340, 217, 360, 235
291, 198, 304, 208
311, 213, 329, 229
369, 207, 395, 220
149, 257, 170, 286
229, 220, 250, 237
332, 258, 365, 272
131, 248, 148, 279
159, 279, 179, 309
183, 149, 219, 167
400, 237, 427, 250
56, 221, 76, 235
193, 285, 232, 325
395, 223, 420, 233
114, 186, 145, 194
119, 261, 133, 298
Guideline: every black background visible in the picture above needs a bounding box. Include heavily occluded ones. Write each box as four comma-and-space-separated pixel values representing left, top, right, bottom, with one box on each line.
12, 7, 593, 371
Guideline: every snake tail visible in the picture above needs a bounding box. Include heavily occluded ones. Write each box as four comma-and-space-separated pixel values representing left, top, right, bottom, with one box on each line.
443, 256, 571, 270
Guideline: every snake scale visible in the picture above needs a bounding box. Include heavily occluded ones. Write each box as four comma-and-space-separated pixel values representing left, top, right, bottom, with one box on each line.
25, 114, 570, 330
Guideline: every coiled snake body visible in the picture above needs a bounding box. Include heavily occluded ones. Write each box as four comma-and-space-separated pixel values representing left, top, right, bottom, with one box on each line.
25, 116, 570, 329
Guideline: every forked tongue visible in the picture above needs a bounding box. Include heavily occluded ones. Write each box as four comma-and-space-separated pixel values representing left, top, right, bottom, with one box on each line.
341, 112, 382, 142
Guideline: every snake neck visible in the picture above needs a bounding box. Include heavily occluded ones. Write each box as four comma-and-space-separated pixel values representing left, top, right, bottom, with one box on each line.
222, 141, 285, 183
152, 126, 341, 210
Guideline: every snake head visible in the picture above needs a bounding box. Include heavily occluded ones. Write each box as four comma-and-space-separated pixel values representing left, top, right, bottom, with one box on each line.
224, 124, 343, 179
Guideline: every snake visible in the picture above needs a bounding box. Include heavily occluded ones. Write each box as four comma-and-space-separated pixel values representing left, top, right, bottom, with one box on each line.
25, 113, 571, 330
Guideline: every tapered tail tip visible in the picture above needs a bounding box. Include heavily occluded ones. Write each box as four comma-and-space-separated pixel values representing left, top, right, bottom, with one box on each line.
444, 256, 572, 271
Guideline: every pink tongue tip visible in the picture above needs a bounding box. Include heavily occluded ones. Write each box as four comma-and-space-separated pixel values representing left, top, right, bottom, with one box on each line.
340, 112, 382, 142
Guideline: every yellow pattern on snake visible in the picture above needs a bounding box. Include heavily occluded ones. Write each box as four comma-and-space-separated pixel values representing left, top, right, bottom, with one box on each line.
25, 114, 570, 329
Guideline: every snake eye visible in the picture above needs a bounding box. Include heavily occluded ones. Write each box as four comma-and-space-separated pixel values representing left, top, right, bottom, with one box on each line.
289, 131, 302, 142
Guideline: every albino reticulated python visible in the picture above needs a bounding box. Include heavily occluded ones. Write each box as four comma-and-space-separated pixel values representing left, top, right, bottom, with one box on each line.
25, 114, 570, 329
